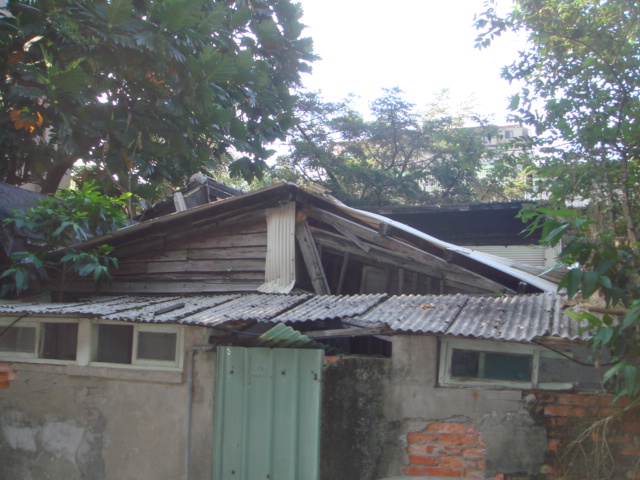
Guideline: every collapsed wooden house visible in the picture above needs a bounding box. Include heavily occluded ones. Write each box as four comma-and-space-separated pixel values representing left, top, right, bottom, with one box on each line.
3, 181, 632, 480
61, 181, 557, 299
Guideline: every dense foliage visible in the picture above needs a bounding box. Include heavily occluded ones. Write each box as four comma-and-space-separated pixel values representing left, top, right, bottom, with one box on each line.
476, 0, 640, 400
0, 0, 315, 200
274, 88, 531, 207
1, 182, 129, 297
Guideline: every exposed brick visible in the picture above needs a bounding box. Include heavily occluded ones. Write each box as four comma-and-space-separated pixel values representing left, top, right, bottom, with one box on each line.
443, 445, 463, 455
494, 474, 505, 480
408, 454, 438, 466
464, 470, 484, 479
0, 380, 10, 389
439, 434, 476, 446
0, 363, 13, 372
440, 456, 464, 468
408, 444, 438, 455
544, 405, 587, 417
548, 439, 559, 451
476, 460, 486, 470
475, 436, 485, 446
407, 432, 437, 443
622, 421, 640, 434
403, 465, 429, 476
618, 434, 634, 444
463, 447, 486, 459
427, 423, 468, 434
619, 444, 640, 456
466, 425, 480, 435
425, 467, 463, 477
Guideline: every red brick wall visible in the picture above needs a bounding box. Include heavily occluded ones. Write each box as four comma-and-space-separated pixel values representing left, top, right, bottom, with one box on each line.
404, 422, 495, 479
0, 363, 16, 389
530, 392, 640, 480
403, 394, 640, 480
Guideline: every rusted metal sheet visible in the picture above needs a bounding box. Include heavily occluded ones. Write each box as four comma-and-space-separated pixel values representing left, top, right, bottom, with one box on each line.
271, 294, 386, 323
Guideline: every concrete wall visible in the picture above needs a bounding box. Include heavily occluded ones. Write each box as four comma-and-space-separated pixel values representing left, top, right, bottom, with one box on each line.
319, 335, 608, 480
0, 327, 216, 480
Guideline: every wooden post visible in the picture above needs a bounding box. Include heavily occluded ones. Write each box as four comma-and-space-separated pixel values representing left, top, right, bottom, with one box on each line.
296, 221, 331, 294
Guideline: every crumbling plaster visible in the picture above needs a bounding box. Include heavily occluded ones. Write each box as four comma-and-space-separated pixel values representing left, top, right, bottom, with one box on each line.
0, 326, 216, 480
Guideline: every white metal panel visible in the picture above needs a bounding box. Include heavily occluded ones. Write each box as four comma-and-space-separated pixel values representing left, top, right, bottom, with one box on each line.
462, 245, 548, 267
259, 202, 296, 293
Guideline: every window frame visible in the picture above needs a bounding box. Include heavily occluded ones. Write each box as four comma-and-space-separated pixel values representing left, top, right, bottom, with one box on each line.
438, 337, 573, 390
90, 320, 184, 371
0, 316, 184, 371
0, 317, 79, 364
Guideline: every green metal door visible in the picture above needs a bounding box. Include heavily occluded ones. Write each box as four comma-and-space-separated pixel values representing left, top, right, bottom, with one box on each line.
212, 347, 323, 480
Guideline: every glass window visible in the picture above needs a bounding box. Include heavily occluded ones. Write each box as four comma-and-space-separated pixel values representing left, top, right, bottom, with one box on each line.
97, 324, 133, 364
0, 326, 36, 353
451, 349, 532, 382
42, 323, 78, 361
136, 331, 177, 362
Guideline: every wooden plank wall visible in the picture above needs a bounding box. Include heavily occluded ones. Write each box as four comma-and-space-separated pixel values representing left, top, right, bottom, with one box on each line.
66, 211, 268, 295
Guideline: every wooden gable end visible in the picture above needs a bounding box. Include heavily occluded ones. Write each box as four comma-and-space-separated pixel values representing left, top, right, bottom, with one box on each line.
64, 211, 268, 295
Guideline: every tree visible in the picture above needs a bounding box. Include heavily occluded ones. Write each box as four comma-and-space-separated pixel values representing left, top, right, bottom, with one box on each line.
1, 182, 129, 298
475, 0, 640, 245
273, 88, 531, 207
0, 0, 315, 202
475, 0, 640, 401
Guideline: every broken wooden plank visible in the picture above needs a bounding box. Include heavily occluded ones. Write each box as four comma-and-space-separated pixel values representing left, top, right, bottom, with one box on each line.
296, 221, 331, 295
304, 327, 394, 339
337, 252, 350, 295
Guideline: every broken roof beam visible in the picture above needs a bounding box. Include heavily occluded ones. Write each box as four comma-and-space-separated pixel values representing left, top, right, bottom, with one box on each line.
307, 207, 515, 294
313, 230, 505, 295
296, 221, 331, 295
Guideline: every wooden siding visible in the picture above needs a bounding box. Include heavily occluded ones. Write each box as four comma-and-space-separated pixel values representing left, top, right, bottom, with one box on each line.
65, 212, 268, 295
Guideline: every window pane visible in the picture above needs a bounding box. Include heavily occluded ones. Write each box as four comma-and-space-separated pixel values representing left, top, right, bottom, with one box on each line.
97, 324, 133, 364
484, 352, 532, 381
42, 323, 78, 360
0, 326, 36, 353
451, 348, 532, 382
451, 349, 479, 378
137, 331, 177, 362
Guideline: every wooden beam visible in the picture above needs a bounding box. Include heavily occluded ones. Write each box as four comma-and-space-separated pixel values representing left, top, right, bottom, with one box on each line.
304, 327, 394, 339
308, 207, 514, 294
337, 252, 350, 295
296, 221, 331, 295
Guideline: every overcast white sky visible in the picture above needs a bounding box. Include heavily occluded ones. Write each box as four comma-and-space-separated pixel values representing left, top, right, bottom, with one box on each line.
295, 0, 526, 124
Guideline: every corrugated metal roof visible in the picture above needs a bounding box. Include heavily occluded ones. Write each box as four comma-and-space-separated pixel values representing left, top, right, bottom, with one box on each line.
0, 292, 585, 342
271, 294, 386, 323
251, 323, 326, 349
354, 295, 468, 333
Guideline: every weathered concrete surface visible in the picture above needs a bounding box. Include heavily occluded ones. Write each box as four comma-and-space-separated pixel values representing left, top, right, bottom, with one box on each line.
475, 411, 547, 476
320, 356, 391, 480
0, 327, 215, 480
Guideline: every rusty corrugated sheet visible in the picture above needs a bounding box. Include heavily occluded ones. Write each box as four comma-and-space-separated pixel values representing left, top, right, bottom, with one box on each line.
354, 294, 469, 333
271, 294, 386, 323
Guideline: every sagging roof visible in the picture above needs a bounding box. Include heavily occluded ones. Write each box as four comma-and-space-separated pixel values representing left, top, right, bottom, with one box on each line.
69, 181, 559, 294
0, 292, 585, 343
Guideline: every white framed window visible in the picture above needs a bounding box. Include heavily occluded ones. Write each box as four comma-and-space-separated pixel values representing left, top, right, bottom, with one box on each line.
438, 338, 573, 390
90, 321, 183, 370
0, 317, 183, 371
0, 318, 78, 362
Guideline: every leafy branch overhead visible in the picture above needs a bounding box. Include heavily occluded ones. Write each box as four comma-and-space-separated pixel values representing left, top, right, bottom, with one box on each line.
0, 0, 316, 199
477, 0, 640, 401
274, 88, 533, 207
1, 182, 129, 298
